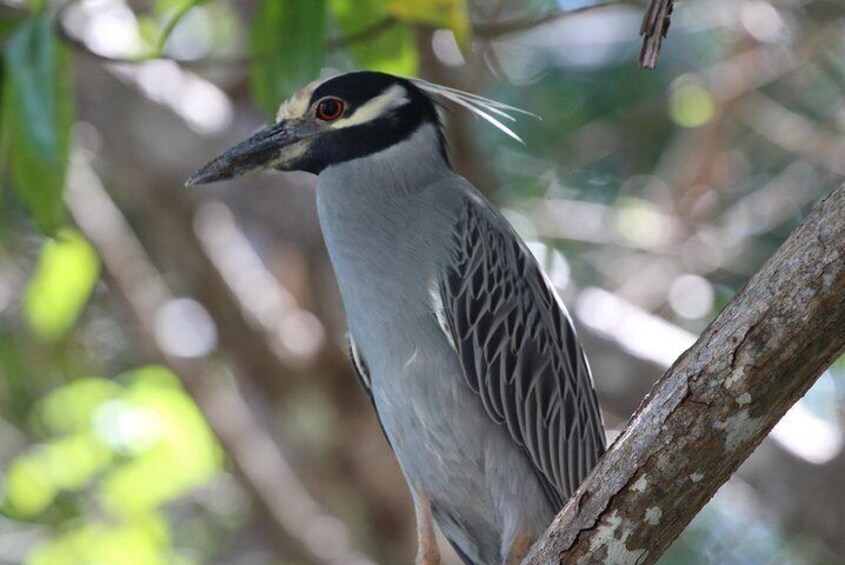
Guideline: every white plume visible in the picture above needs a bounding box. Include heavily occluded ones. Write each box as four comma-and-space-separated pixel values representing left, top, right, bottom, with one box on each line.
410, 78, 540, 144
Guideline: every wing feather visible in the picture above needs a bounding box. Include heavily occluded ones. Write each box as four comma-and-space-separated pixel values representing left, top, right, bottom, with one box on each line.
348, 333, 372, 398
439, 200, 606, 508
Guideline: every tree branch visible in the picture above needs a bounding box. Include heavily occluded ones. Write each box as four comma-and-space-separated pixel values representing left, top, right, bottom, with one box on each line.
326, 16, 397, 50
639, 0, 674, 69
57, 16, 396, 68
56, 22, 256, 68
65, 150, 375, 565
473, 2, 632, 38
524, 185, 845, 564
57, 2, 640, 68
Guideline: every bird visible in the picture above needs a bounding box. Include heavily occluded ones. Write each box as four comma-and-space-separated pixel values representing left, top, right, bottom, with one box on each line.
187, 71, 606, 565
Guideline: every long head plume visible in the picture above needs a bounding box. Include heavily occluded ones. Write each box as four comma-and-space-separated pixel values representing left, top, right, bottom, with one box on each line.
186, 72, 542, 185
410, 78, 540, 144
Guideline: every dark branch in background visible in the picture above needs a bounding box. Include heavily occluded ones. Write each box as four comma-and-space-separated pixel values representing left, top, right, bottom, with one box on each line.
473, 1, 633, 38
326, 1, 635, 46
639, 0, 674, 68
155, 0, 199, 53
326, 16, 396, 50
56, 1, 638, 68
57, 18, 390, 68
65, 151, 375, 565
524, 185, 845, 564
56, 24, 256, 68
69, 47, 412, 555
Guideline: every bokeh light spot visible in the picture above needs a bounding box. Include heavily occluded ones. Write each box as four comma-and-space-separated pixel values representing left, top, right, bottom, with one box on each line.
669, 274, 715, 319
669, 77, 715, 128
94, 400, 163, 455
3, 458, 55, 518
24, 229, 101, 342
527, 242, 571, 291
615, 198, 671, 248
740, 1, 783, 43
154, 298, 218, 358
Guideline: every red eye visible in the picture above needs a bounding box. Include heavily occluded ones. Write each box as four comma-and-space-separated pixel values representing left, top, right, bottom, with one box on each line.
316, 97, 345, 121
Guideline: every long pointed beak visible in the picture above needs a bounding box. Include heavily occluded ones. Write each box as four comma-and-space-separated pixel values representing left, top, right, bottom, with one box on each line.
186, 121, 298, 186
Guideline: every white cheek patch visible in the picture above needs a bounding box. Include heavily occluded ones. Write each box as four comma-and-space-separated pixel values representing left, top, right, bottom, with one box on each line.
329, 84, 409, 129
266, 139, 309, 168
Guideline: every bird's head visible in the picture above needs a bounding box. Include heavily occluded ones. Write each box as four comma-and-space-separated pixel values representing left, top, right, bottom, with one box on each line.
186, 71, 445, 184
186, 70, 535, 185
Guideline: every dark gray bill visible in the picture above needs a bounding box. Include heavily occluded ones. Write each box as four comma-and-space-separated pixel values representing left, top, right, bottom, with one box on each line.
185, 121, 296, 186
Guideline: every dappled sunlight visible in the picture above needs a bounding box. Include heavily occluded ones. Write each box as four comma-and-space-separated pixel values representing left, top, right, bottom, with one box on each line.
770, 371, 843, 465
22, 230, 100, 342
669, 77, 716, 128
575, 286, 696, 369
194, 202, 326, 361
63, 0, 235, 135
668, 274, 715, 320
154, 298, 218, 359
72, 0, 143, 58
116, 60, 233, 135
575, 286, 845, 467
1, 0, 844, 562
1, 367, 225, 562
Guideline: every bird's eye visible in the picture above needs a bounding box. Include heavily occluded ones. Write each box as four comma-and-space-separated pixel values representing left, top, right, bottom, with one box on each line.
316, 98, 345, 121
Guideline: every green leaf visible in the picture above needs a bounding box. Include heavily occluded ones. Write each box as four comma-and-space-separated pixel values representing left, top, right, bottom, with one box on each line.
250, 0, 328, 118
100, 365, 221, 516
388, 0, 470, 46
0, 13, 26, 41
156, 0, 215, 54
29, 515, 173, 565
38, 377, 122, 434
330, 0, 418, 76
23, 229, 100, 342
2, 15, 73, 234
26, 0, 46, 12
3, 456, 54, 518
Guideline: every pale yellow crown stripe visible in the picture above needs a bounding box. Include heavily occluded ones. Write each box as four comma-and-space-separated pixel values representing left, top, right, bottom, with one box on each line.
328, 84, 409, 129
276, 80, 410, 128
276, 76, 332, 121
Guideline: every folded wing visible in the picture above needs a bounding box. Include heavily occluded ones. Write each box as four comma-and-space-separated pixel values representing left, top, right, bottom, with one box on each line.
438, 199, 606, 509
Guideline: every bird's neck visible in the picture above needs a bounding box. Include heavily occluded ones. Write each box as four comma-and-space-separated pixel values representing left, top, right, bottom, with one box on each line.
315, 123, 457, 326
318, 123, 450, 199
315, 123, 452, 272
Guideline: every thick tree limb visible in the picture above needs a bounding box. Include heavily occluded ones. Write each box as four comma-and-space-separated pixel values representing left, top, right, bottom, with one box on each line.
639, 0, 674, 69
524, 185, 845, 564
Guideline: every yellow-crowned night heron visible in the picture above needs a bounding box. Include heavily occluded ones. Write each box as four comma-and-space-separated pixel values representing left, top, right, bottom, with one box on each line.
187, 71, 606, 565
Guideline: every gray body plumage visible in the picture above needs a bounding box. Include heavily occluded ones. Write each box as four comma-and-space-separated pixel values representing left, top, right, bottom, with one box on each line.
186, 71, 606, 564
318, 124, 605, 564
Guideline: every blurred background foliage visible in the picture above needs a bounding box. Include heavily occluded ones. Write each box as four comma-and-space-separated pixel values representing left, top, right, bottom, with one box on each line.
0, 0, 844, 563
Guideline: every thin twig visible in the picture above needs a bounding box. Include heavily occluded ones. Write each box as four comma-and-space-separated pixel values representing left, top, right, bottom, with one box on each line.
639, 0, 674, 69
474, 1, 636, 38
57, 22, 255, 68
156, 0, 203, 54
57, 1, 639, 69
327, 16, 397, 50
59, 15, 394, 68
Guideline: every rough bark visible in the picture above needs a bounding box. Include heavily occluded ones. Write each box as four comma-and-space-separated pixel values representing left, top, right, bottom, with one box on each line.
639, 0, 674, 69
524, 185, 845, 564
